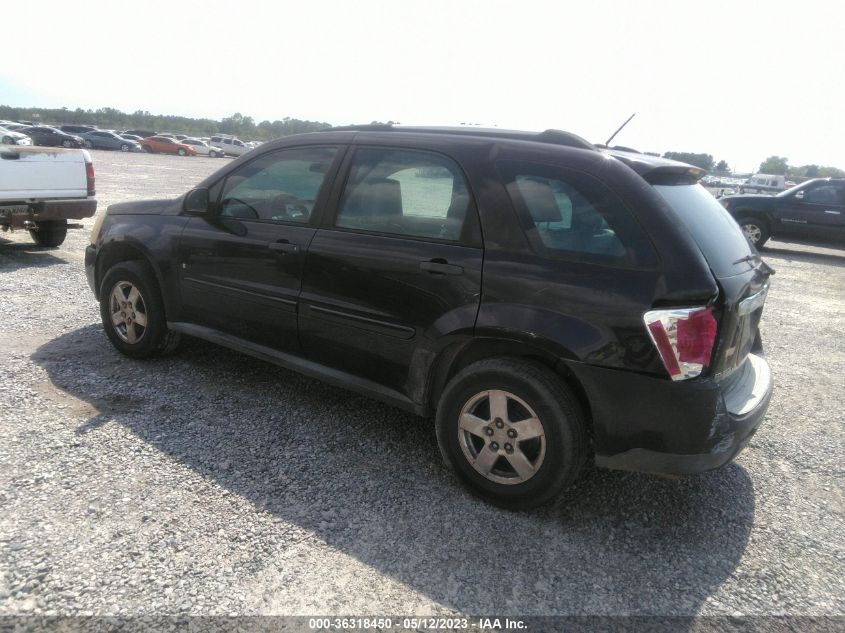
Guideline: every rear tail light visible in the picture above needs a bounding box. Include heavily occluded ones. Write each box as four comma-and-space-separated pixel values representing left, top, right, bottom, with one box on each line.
86, 161, 95, 196
643, 306, 717, 381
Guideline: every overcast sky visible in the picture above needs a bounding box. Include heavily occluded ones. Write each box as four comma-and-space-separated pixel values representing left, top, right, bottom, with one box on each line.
2, 0, 842, 172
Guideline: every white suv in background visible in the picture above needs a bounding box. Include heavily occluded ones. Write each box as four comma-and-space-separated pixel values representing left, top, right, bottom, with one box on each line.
209, 135, 250, 157
180, 138, 219, 157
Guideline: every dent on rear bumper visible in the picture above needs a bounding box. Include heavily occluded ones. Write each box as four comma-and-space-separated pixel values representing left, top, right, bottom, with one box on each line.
569, 353, 773, 475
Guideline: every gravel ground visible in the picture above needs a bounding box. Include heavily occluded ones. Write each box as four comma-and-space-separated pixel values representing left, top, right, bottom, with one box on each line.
0, 150, 843, 618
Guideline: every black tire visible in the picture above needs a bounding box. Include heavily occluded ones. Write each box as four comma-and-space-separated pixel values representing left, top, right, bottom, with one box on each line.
62, 140, 73, 148
435, 357, 587, 509
29, 220, 67, 247
177, 148, 187, 156
120, 143, 130, 152
736, 216, 770, 248
99, 260, 181, 359
83, 140, 93, 149
2, 135, 11, 144
209, 150, 219, 158
141, 145, 152, 153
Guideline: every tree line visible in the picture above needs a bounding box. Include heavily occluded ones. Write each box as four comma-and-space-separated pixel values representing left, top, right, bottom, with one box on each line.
0, 106, 331, 141
661, 151, 842, 178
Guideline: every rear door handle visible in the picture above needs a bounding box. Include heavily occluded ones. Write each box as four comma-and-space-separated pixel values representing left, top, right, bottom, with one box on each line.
269, 240, 299, 253
824, 209, 841, 215
419, 260, 463, 275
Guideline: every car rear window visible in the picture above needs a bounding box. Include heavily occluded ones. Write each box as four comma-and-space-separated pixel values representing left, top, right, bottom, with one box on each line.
654, 184, 755, 277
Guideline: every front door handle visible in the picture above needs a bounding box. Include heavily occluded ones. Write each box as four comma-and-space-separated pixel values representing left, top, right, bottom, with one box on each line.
419, 259, 463, 275
269, 240, 299, 254
824, 209, 841, 215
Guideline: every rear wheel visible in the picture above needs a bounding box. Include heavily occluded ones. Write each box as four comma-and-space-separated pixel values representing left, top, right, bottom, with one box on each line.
99, 261, 181, 359
737, 216, 770, 248
83, 140, 93, 149
61, 140, 73, 148
29, 220, 67, 247
141, 145, 152, 153
435, 358, 587, 509
2, 135, 11, 144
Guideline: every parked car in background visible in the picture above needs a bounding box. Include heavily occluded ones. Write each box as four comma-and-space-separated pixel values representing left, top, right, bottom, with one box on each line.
18, 126, 83, 148
140, 136, 196, 156
84, 125, 773, 508
180, 138, 220, 156
209, 134, 250, 157
120, 134, 144, 143
720, 177, 845, 247
0, 125, 33, 146
79, 130, 142, 152
59, 124, 98, 136
739, 173, 787, 194
0, 146, 96, 246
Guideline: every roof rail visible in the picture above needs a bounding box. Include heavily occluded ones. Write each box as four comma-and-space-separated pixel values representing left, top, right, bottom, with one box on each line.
321, 124, 597, 151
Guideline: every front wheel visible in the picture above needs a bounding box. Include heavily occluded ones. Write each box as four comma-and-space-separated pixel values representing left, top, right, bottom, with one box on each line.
120, 143, 130, 152
62, 140, 73, 148
99, 261, 181, 359
30, 220, 67, 247
737, 216, 770, 248
177, 148, 187, 156
2, 135, 11, 144
436, 358, 587, 509
209, 150, 219, 158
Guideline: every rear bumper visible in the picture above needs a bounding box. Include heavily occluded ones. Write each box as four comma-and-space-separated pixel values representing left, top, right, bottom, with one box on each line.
0, 198, 97, 228
570, 353, 773, 476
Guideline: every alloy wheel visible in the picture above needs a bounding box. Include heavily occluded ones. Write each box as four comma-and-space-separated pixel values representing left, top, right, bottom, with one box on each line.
742, 223, 762, 244
458, 389, 546, 485
108, 281, 148, 344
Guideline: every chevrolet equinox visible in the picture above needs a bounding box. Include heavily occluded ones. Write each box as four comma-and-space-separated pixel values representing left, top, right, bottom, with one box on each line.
85, 126, 773, 508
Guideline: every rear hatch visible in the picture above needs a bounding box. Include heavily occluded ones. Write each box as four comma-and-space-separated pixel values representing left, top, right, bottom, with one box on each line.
0, 146, 90, 200
654, 183, 772, 377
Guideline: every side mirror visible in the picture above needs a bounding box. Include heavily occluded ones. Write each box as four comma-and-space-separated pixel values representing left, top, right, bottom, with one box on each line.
794, 190, 804, 200
183, 188, 211, 215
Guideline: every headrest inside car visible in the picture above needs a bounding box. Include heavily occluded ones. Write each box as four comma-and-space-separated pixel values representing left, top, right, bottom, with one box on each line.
515, 178, 562, 223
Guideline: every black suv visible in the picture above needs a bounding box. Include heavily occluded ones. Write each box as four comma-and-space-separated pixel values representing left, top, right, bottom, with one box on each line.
720, 178, 845, 248
85, 126, 773, 508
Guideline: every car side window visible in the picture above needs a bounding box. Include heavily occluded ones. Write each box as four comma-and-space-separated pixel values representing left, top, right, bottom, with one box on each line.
498, 160, 659, 268
334, 148, 470, 241
219, 146, 338, 224
805, 185, 840, 205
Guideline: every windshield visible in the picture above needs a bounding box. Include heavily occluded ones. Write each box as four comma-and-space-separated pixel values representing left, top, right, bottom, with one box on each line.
776, 180, 814, 197
654, 183, 756, 277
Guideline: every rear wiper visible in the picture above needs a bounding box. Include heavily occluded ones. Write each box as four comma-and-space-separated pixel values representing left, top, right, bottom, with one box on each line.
733, 253, 776, 275
732, 254, 759, 265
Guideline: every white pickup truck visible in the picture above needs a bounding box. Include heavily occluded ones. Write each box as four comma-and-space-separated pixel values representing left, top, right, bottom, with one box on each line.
0, 145, 97, 246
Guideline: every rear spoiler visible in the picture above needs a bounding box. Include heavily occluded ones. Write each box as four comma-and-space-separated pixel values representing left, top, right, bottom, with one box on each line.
606, 149, 706, 185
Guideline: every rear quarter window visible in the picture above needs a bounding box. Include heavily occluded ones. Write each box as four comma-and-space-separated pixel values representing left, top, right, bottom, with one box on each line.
497, 160, 659, 269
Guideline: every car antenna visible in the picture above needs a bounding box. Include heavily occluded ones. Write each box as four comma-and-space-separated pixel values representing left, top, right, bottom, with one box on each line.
605, 113, 636, 147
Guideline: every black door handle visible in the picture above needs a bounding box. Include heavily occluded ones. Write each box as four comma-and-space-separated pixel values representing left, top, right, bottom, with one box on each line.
420, 259, 463, 275
269, 240, 299, 254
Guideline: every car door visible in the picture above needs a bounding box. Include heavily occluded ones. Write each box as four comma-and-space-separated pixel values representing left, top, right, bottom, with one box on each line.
299, 146, 483, 399
779, 182, 845, 242
177, 145, 343, 352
